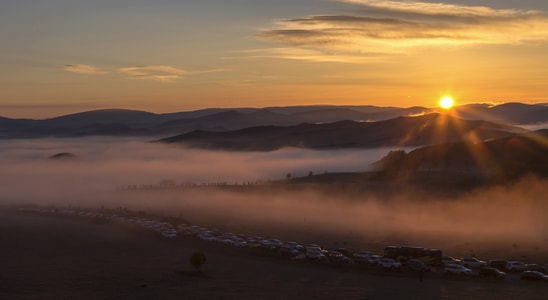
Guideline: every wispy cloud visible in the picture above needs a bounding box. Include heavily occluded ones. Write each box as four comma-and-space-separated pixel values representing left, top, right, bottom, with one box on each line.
339, 0, 540, 17
117, 65, 188, 82
63, 64, 224, 82
232, 47, 389, 63
256, 0, 548, 60
63, 64, 109, 75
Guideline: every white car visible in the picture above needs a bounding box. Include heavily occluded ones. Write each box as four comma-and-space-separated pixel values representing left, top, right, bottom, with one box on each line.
460, 257, 488, 269
305, 246, 327, 261
366, 255, 382, 265
506, 261, 527, 272
444, 264, 472, 275
284, 242, 304, 252
377, 258, 402, 269
441, 256, 461, 266
259, 239, 282, 250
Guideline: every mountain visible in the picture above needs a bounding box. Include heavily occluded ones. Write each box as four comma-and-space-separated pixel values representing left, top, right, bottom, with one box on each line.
450, 102, 548, 125
158, 113, 526, 151
0, 109, 160, 138
375, 130, 548, 180
44, 109, 160, 127
1, 103, 545, 139
154, 109, 294, 133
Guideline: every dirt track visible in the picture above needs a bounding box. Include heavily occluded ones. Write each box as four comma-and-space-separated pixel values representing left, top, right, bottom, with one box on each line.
1, 211, 547, 300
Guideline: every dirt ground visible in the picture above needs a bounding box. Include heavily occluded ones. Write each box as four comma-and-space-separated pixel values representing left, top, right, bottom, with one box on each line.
1, 211, 546, 300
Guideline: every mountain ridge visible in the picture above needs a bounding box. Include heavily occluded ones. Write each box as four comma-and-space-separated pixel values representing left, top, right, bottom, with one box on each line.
158, 113, 527, 151
1, 103, 546, 139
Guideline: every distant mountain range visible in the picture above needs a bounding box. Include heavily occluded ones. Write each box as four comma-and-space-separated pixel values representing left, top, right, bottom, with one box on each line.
1, 102, 546, 139
158, 114, 527, 151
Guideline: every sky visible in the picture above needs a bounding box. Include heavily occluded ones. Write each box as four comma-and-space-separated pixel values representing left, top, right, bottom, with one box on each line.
1, 0, 548, 118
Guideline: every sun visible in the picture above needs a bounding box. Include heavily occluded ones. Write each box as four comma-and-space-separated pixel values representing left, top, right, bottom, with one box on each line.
439, 96, 454, 110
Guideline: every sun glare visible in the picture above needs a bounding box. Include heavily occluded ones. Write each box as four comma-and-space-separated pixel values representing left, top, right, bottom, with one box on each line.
439, 96, 454, 110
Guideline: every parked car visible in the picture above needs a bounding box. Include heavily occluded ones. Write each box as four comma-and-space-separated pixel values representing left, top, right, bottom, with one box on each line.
327, 251, 351, 264
305, 244, 328, 255
441, 256, 461, 266
407, 259, 432, 272
479, 267, 506, 278
488, 259, 508, 271
366, 255, 382, 265
506, 261, 527, 272
520, 271, 548, 281
335, 248, 354, 258
259, 239, 282, 250
279, 244, 300, 258
460, 257, 488, 269
524, 264, 548, 273
305, 246, 327, 261
284, 241, 304, 252
444, 264, 472, 275
377, 258, 402, 269
353, 251, 373, 264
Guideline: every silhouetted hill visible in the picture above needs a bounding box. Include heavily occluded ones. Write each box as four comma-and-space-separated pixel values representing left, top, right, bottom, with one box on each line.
45, 109, 160, 127
0, 109, 160, 138
158, 114, 525, 151
155, 109, 294, 133
292, 108, 370, 123
375, 131, 548, 180
450, 102, 548, 125
1, 103, 545, 139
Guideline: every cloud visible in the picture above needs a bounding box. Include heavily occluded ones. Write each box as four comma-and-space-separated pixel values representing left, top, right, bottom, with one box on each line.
231, 47, 389, 63
64, 64, 225, 82
339, 0, 540, 17
117, 65, 188, 82
63, 64, 109, 75
256, 0, 548, 60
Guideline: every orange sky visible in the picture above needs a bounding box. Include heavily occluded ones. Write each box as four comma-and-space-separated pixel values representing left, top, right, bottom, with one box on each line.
1, 0, 548, 118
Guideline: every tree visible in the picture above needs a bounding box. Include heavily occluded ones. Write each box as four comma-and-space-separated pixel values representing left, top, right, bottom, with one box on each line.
189, 252, 206, 273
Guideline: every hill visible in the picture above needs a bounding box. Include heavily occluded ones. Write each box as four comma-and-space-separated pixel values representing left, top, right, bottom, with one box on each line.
375, 130, 548, 181
158, 114, 526, 151
0, 103, 545, 139
450, 102, 548, 125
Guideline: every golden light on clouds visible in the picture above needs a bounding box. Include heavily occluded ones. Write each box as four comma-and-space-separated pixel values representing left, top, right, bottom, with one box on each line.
63, 64, 109, 75
62, 64, 226, 83
117, 65, 188, 82
257, 0, 548, 59
339, 0, 539, 17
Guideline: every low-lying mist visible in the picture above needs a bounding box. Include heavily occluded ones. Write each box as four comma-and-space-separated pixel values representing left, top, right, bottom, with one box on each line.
1, 138, 547, 260
0, 137, 392, 198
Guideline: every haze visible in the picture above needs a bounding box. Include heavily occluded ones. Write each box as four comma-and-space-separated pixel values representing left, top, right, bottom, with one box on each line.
1, 137, 546, 259
0, 138, 396, 199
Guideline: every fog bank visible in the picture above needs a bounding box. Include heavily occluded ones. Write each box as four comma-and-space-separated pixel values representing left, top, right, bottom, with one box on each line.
1, 138, 546, 260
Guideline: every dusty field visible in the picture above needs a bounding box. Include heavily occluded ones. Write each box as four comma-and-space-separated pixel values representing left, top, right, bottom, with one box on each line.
1, 210, 546, 300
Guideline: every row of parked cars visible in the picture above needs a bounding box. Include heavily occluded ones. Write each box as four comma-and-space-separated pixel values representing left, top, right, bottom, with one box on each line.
180, 223, 547, 281
17, 207, 179, 238
16, 206, 548, 282
440, 256, 548, 281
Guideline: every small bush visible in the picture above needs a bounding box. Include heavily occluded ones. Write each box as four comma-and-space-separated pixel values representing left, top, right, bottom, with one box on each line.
189, 252, 207, 273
